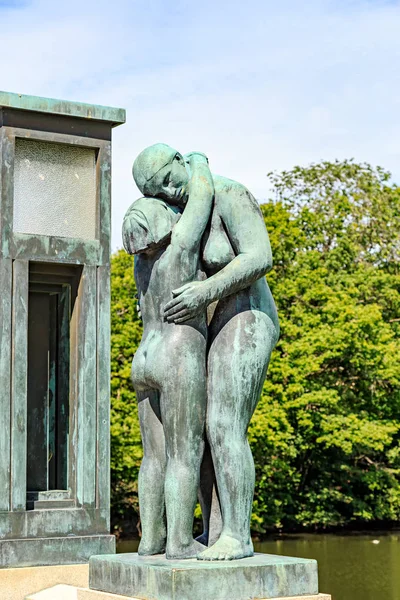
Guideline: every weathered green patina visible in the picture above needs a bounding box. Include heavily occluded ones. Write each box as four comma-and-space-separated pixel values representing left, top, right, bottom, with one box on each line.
120, 144, 279, 562
0, 90, 125, 567
0, 91, 125, 125
124, 150, 214, 560
89, 552, 318, 600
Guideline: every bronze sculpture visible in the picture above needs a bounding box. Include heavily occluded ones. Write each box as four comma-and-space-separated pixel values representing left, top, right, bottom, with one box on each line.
123, 143, 279, 561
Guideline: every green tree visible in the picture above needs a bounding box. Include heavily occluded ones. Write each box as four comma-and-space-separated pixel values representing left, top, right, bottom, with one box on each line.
110, 250, 143, 535
110, 160, 400, 534
251, 160, 400, 531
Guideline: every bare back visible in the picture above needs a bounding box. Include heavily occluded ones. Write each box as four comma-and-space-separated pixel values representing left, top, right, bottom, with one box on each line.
135, 243, 207, 336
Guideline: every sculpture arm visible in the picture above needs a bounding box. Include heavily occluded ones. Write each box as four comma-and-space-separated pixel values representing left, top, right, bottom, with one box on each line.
170, 153, 214, 252
201, 189, 272, 303
164, 186, 272, 322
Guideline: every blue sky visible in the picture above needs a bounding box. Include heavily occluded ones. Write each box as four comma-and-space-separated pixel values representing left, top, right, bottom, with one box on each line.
1, 0, 400, 248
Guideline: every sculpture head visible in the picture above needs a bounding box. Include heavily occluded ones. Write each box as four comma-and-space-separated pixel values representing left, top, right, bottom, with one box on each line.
122, 197, 181, 255
132, 143, 189, 207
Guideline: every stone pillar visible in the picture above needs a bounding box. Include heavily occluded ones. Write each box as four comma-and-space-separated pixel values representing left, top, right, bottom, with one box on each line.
0, 90, 125, 567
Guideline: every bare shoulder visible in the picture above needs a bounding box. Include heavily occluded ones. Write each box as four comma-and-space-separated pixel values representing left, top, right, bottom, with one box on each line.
212, 174, 262, 219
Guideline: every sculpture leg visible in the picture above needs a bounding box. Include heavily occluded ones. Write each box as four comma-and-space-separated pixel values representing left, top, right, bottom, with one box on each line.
198, 311, 278, 561
137, 390, 167, 555
161, 358, 207, 559
196, 299, 223, 547
196, 440, 222, 546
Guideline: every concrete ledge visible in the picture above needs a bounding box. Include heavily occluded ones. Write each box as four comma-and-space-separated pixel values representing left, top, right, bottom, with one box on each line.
0, 90, 126, 125
0, 535, 115, 568
27, 585, 332, 600
90, 552, 319, 600
0, 564, 88, 600
26, 584, 136, 599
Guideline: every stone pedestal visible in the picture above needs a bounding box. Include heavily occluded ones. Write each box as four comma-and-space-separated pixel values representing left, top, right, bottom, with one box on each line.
27, 586, 332, 600
89, 552, 319, 600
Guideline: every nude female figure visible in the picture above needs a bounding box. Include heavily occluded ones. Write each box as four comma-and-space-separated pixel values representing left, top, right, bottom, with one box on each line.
123, 150, 214, 559
133, 144, 280, 561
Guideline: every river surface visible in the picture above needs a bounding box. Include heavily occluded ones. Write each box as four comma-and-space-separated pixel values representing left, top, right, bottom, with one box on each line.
117, 531, 400, 600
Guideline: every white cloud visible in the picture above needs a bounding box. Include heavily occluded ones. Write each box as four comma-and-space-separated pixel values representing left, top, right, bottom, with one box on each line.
1, 0, 400, 248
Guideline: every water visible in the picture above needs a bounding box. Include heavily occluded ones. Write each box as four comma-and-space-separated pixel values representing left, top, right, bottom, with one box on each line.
117, 531, 400, 600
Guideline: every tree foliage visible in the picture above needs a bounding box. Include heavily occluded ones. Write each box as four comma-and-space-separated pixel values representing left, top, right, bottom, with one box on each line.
111, 159, 400, 534
110, 250, 142, 535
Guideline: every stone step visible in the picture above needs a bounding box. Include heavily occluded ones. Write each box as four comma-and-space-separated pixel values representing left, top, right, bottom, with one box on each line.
32, 499, 76, 510
0, 563, 88, 600
25, 584, 137, 599
26, 587, 332, 600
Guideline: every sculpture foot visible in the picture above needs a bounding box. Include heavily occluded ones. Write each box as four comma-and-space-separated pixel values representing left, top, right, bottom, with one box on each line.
166, 539, 206, 559
138, 537, 166, 556
197, 534, 253, 561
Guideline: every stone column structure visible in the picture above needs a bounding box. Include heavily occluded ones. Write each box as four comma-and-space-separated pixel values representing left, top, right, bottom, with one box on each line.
0, 91, 125, 567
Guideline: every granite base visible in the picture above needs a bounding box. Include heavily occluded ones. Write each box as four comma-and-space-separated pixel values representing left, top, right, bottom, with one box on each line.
27, 585, 332, 600
89, 552, 319, 600
0, 534, 115, 568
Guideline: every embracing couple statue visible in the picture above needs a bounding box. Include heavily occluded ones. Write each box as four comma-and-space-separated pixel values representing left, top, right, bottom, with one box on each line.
122, 144, 279, 562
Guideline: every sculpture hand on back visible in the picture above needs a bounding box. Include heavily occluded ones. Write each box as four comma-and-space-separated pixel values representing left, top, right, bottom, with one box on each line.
128, 143, 280, 561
